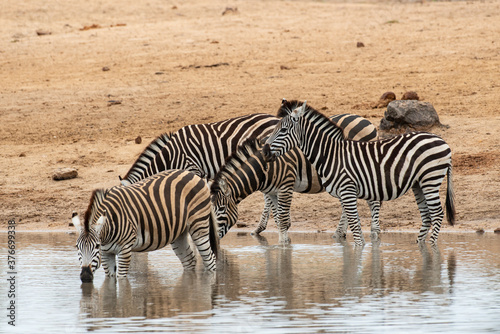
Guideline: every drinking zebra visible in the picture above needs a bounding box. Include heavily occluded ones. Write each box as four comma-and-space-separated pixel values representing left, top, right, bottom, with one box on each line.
211, 138, 381, 244
73, 169, 219, 282
263, 100, 455, 246
119, 107, 377, 240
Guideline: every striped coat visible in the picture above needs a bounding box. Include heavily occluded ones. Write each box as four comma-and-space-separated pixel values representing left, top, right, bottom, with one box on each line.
73, 169, 218, 281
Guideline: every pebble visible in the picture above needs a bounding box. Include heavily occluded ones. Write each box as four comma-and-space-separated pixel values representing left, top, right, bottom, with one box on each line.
53, 167, 78, 181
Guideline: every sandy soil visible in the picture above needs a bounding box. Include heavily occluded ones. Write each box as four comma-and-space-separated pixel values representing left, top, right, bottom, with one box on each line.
1, 0, 499, 236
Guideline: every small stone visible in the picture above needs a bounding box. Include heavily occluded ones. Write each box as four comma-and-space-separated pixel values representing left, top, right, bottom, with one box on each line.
102, 66, 110, 71
371, 91, 396, 109
36, 30, 52, 36
236, 222, 248, 228
476, 229, 485, 234
53, 167, 78, 181
222, 7, 238, 15
107, 100, 122, 106
135, 136, 142, 144
402, 91, 419, 100
494, 228, 500, 234
19, 153, 26, 157
356, 42, 365, 48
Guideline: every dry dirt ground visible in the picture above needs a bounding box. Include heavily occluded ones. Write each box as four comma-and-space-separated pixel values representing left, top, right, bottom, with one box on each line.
1, 0, 499, 237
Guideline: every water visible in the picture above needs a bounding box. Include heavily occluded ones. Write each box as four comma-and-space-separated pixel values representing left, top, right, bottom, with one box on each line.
1, 231, 499, 333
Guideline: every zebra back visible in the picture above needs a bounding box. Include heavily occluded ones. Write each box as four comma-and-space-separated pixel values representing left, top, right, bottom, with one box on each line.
121, 114, 279, 185
330, 114, 378, 141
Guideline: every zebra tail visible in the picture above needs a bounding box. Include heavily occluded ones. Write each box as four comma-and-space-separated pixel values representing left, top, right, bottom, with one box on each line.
208, 205, 220, 258
445, 165, 456, 226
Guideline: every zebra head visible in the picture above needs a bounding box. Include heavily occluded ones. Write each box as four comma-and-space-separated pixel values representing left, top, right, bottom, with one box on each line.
211, 179, 238, 239
72, 211, 106, 282
263, 100, 307, 162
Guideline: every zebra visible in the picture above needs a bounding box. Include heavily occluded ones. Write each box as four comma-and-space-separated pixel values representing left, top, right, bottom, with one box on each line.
72, 169, 219, 282
211, 137, 381, 244
263, 100, 455, 246
119, 113, 280, 185
120, 108, 377, 240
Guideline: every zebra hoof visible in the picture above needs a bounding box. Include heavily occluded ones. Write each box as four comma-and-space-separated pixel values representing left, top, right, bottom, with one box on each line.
251, 229, 262, 236
332, 232, 347, 240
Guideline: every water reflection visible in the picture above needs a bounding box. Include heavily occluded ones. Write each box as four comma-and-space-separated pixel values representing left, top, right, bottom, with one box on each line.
79, 256, 218, 325
75, 233, 489, 321
1, 232, 499, 333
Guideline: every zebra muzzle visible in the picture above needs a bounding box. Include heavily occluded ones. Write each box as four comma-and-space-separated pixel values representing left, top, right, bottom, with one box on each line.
80, 265, 94, 283
262, 144, 276, 162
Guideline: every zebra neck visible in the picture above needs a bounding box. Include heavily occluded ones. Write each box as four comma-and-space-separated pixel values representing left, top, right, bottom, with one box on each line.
226, 153, 268, 202
298, 114, 344, 174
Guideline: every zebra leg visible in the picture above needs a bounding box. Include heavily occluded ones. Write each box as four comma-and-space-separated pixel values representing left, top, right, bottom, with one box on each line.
413, 185, 432, 244
252, 194, 274, 235
368, 200, 381, 241
425, 187, 445, 245
189, 224, 217, 271
340, 189, 365, 246
116, 246, 133, 278
333, 204, 348, 239
276, 189, 293, 244
101, 252, 117, 277
171, 229, 197, 270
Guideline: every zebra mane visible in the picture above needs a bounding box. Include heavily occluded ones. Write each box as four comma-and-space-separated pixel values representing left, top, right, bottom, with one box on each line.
211, 137, 262, 193
278, 100, 345, 139
277, 100, 303, 118
83, 188, 109, 233
121, 132, 172, 181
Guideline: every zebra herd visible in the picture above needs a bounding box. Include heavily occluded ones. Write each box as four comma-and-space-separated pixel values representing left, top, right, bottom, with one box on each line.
74, 99, 455, 281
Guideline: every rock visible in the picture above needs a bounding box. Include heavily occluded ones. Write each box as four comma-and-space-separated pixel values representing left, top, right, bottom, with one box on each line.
236, 222, 248, 228
380, 100, 442, 131
102, 66, 110, 71
494, 228, 500, 234
107, 100, 122, 106
401, 91, 419, 100
53, 167, 78, 181
371, 91, 396, 109
36, 30, 52, 36
135, 136, 142, 144
356, 42, 365, 48
222, 7, 238, 15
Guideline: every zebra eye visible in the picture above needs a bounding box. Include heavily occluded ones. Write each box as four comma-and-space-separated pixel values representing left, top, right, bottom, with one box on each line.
96, 244, 100, 249
280, 128, 287, 133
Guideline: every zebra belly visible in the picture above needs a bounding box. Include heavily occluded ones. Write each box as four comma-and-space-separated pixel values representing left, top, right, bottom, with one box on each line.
132, 222, 187, 252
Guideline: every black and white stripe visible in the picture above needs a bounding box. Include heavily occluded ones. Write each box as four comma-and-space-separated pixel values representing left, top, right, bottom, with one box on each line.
73, 170, 219, 281
264, 100, 455, 246
211, 138, 381, 244
121, 106, 378, 241
119, 133, 172, 185
120, 113, 279, 184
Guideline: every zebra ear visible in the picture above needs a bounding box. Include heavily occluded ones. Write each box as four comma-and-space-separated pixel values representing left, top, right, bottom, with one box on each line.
94, 211, 107, 234
281, 98, 287, 105
291, 100, 307, 119
72, 212, 83, 233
